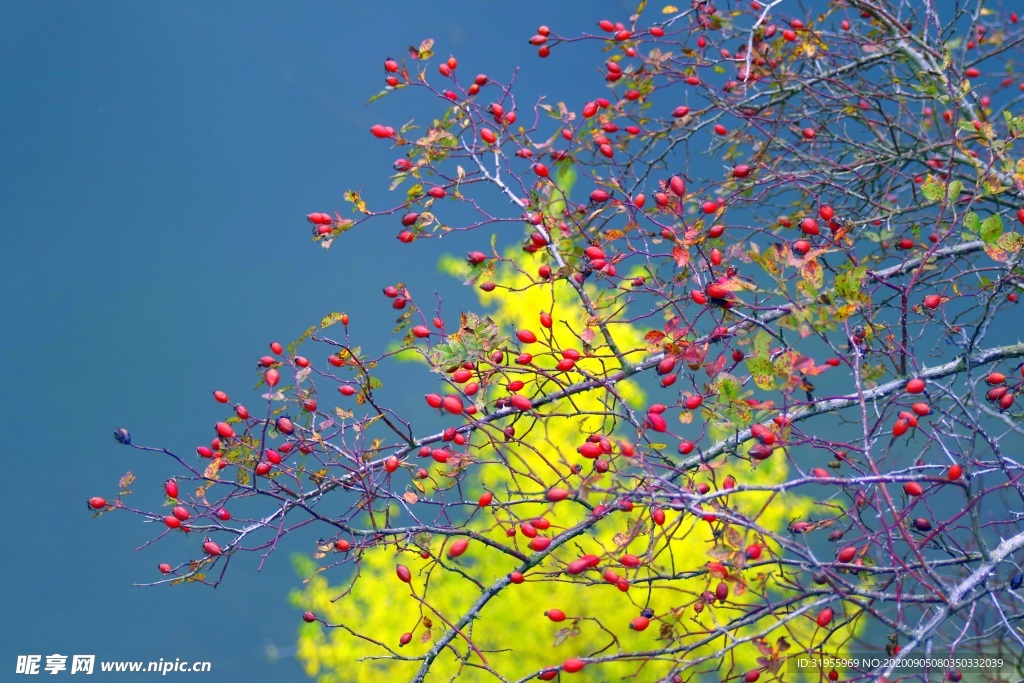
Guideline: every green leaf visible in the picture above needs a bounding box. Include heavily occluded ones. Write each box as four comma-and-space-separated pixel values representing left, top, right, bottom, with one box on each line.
366, 89, 391, 105
920, 176, 944, 202
834, 266, 867, 303
964, 211, 980, 233
980, 213, 1003, 244
713, 373, 740, 401
753, 331, 772, 355
948, 180, 963, 203
745, 356, 776, 390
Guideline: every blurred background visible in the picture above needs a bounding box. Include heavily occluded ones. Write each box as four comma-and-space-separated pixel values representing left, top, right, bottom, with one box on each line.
0, 1, 637, 680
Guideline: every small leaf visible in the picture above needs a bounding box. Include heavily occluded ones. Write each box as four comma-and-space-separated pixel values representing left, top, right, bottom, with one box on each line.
834, 266, 868, 303
799, 259, 824, 290
920, 175, 944, 202
948, 179, 963, 202
964, 212, 980, 233
403, 491, 419, 504
366, 89, 391, 105
320, 312, 347, 329
344, 190, 368, 214
553, 627, 574, 647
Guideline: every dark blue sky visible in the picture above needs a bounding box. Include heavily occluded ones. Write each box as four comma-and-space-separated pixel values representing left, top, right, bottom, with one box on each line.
0, 2, 635, 680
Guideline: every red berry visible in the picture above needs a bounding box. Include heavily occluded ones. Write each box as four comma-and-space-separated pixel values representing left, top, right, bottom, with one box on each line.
164, 479, 178, 499
529, 536, 551, 551
947, 464, 963, 481
706, 283, 729, 299
630, 616, 650, 631
215, 422, 234, 438
659, 174, 685, 198
202, 539, 223, 556
547, 487, 570, 502
837, 546, 856, 562
87, 496, 106, 510
396, 564, 412, 583
441, 395, 464, 415
905, 379, 926, 394
517, 329, 538, 344
903, 481, 924, 496
800, 218, 820, 235
816, 608, 834, 627
561, 658, 585, 674
646, 412, 667, 432
545, 609, 566, 622
448, 538, 469, 558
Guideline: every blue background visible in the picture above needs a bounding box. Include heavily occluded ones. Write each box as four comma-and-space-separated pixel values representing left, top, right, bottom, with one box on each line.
0, 2, 635, 680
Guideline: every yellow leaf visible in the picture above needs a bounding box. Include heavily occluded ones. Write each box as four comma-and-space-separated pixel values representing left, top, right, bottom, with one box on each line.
204, 461, 221, 480
662, 4, 679, 12
320, 312, 347, 329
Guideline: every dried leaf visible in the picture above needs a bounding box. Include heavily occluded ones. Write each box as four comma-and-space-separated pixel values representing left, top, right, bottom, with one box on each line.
403, 491, 419, 504
204, 461, 221, 480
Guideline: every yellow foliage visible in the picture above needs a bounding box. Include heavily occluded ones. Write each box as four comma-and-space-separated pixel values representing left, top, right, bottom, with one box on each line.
290, 250, 859, 681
